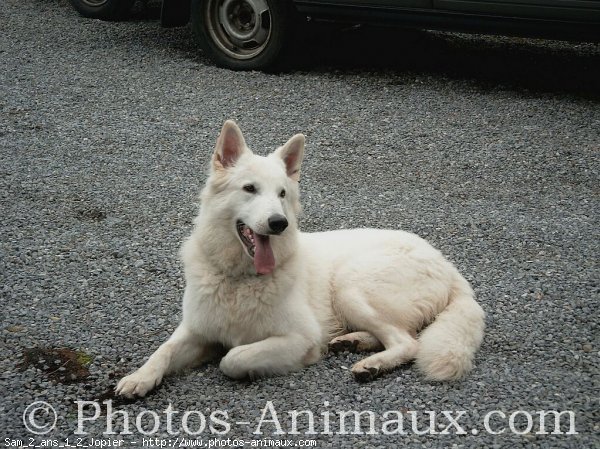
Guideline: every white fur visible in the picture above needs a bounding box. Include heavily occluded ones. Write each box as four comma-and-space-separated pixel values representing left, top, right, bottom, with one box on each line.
116, 121, 485, 397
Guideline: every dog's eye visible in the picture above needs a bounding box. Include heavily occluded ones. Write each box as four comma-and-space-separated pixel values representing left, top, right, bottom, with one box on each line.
243, 184, 256, 193
279, 189, 286, 198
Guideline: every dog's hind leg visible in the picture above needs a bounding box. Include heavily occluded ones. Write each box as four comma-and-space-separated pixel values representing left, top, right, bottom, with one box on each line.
328, 331, 384, 353
116, 324, 211, 398
332, 286, 419, 380
351, 326, 419, 382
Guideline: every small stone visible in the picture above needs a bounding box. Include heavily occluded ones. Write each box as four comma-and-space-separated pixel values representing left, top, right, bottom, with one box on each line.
582, 344, 592, 352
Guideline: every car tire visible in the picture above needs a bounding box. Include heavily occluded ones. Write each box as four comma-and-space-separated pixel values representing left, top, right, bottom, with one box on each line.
191, 0, 295, 71
68, 0, 137, 20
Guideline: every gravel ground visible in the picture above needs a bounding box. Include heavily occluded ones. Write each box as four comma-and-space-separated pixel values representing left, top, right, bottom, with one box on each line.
1, 1, 599, 447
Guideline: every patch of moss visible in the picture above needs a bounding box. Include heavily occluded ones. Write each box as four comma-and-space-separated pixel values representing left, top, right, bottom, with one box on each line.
19, 347, 92, 384
76, 350, 93, 367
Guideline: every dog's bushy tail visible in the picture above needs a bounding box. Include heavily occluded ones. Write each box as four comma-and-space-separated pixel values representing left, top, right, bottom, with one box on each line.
415, 276, 485, 381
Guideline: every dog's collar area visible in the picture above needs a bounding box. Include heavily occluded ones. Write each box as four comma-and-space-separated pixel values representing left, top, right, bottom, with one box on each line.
236, 221, 256, 257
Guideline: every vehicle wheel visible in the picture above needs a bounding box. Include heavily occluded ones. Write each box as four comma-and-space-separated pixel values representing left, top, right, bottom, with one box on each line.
68, 0, 136, 20
191, 0, 294, 71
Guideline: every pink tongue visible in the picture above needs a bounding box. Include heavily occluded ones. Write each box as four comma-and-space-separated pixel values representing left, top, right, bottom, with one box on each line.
254, 234, 275, 275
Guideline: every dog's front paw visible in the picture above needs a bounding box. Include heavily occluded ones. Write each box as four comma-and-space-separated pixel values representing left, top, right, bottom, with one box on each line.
115, 369, 162, 398
219, 346, 254, 379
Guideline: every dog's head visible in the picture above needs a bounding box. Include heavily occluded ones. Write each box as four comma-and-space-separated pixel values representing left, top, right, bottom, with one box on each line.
202, 120, 304, 275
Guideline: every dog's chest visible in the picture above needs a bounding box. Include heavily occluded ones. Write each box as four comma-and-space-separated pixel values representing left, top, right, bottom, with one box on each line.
184, 275, 289, 347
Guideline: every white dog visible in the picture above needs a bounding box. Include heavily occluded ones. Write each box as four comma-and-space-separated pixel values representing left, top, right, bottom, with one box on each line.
116, 120, 485, 398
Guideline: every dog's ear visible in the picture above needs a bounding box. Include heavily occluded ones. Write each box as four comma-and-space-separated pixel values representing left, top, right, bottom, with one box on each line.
275, 134, 305, 182
213, 120, 248, 170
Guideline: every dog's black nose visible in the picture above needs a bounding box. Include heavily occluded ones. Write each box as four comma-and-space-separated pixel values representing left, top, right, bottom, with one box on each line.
268, 214, 288, 234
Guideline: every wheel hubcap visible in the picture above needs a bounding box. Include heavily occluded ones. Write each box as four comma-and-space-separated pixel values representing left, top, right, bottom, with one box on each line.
81, 0, 109, 6
206, 0, 272, 60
